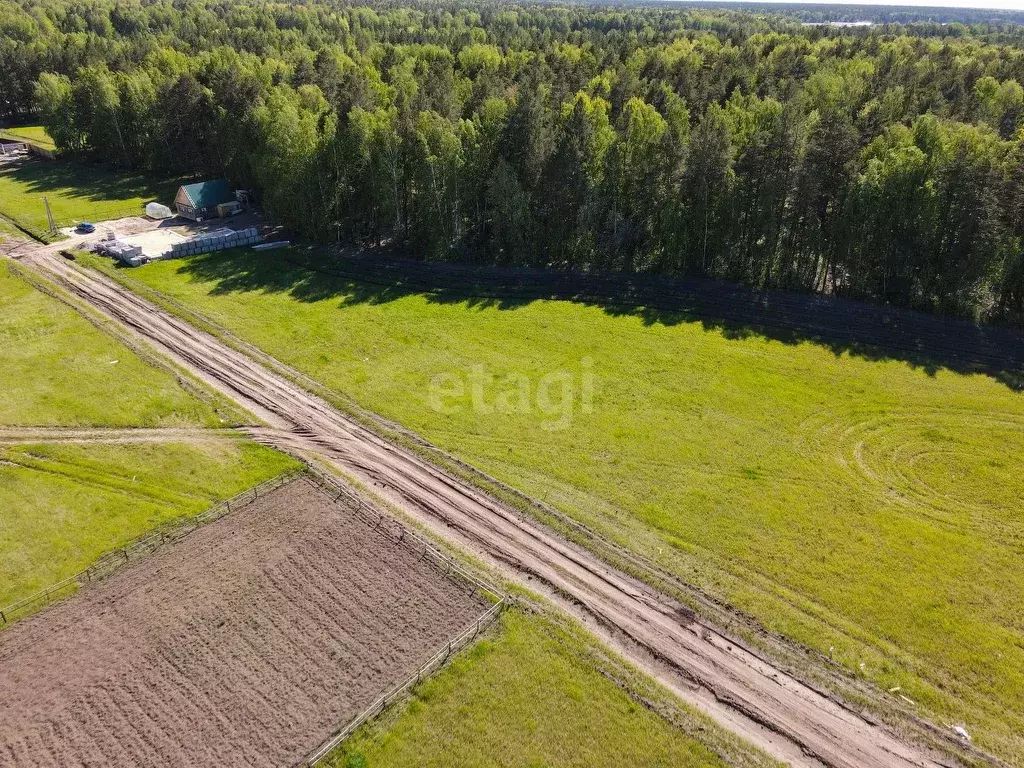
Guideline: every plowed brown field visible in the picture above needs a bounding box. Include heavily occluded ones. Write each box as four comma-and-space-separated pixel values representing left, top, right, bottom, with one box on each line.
0, 478, 489, 767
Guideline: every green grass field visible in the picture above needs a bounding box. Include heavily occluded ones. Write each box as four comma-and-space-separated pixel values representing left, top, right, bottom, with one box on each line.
0, 263, 220, 427
0, 156, 183, 240
329, 608, 768, 768
0, 258, 299, 610
0, 241, 765, 768
116, 247, 1024, 760
0, 125, 57, 151
0, 439, 298, 607
0, 216, 22, 244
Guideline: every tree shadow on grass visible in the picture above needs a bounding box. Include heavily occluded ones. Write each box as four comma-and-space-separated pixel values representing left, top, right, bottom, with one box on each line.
173, 244, 1024, 391
2, 157, 189, 207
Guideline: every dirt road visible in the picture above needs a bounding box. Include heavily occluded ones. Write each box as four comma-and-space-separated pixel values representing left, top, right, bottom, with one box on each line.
0, 426, 243, 445
21, 247, 954, 768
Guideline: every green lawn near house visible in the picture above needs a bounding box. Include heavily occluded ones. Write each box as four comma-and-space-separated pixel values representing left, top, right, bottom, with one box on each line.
0, 126, 57, 151
0, 156, 183, 240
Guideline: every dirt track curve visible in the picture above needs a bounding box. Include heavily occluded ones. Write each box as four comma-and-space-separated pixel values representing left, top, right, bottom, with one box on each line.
21, 248, 951, 768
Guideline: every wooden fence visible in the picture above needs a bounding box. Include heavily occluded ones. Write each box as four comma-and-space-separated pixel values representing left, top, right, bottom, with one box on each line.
0, 464, 508, 766
4, 204, 148, 244
0, 467, 504, 627
0, 470, 302, 627
298, 469, 508, 766
302, 469, 505, 601
28, 144, 56, 160
302, 598, 506, 766
48, 206, 146, 231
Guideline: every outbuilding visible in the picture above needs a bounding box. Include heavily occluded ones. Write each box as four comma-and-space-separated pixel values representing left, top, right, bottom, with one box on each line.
174, 179, 235, 221
0, 138, 26, 156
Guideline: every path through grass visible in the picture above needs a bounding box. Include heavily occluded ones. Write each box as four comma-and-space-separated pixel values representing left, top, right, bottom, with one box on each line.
0, 255, 298, 611
0, 256, 757, 768
118, 247, 1024, 760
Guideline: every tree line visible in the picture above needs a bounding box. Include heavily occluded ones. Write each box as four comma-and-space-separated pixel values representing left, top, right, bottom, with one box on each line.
3, 0, 1024, 325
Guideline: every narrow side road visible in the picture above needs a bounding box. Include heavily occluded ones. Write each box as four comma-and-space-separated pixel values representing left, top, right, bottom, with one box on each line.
20, 247, 957, 768
0, 427, 244, 445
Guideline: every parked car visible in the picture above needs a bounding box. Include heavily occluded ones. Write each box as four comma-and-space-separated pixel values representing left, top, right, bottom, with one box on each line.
76, 222, 96, 234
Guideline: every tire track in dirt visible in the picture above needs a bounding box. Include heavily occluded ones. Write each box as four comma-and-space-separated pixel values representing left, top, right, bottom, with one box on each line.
20, 249, 964, 768
0, 426, 245, 445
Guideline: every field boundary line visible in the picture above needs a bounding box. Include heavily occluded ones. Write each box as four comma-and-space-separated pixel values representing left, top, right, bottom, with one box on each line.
303, 599, 505, 766
302, 468, 507, 603
1, 457, 508, 764
275, 249, 1023, 371
298, 467, 508, 766
0, 469, 302, 627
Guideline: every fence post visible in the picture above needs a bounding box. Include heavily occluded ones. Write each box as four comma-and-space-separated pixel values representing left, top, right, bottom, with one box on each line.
1, 610, 6, 625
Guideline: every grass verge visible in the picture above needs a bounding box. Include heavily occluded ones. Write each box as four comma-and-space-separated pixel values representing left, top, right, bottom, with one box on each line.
0, 262, 225, 427
0, 216, 23, 244
327, 607, 776, 768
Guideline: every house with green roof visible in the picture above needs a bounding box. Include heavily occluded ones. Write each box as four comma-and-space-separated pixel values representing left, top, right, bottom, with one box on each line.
174, 179, 235, 221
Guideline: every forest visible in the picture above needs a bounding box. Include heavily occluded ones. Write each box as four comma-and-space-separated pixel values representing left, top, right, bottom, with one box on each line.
2, 0, 1024, 325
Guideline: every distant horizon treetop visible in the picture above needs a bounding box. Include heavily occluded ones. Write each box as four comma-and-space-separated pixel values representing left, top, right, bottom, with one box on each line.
3, 0, 1023, 326
652, 1, 1024, 25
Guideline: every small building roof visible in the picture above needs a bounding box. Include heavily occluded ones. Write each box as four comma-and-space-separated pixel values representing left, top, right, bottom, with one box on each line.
177, 179, 233, 209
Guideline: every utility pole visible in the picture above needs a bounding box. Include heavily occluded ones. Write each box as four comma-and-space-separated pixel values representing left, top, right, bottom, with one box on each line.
43, 196, 56, 233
